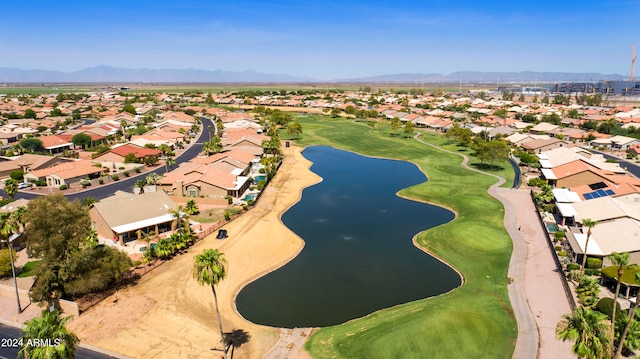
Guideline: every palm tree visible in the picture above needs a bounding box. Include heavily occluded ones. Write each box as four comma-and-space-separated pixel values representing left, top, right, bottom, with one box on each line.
576, 276, 601, 308
134, 179, 147, 194
80, 196, 98, 208
165, 156, 176, 172
557, 306, 612, 359
4, 178, 18, 200
168, 205, 186, 232
615, 272, 640, 358
607, 252, 638, 356
20, 309, 80, 359
580, 219, 598, 278
193, 249, 228, 357
185, 199, 199, 215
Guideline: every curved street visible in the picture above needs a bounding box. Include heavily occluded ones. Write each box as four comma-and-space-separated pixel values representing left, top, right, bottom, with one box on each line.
0, 117, 213, 202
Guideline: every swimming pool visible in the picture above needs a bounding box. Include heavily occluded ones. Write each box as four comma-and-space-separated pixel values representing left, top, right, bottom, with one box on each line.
253, 175, 266, 184
546, 222, 558, 233
242, 193, 257, 201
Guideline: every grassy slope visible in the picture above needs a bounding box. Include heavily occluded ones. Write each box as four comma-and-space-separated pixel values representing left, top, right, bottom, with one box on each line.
291, 116, 517, 359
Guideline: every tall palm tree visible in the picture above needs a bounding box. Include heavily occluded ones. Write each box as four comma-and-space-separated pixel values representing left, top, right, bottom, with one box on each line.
576, 276, 601, 308
168, 205, 186, 232
4, 179, 17, 200
607, 252, 638, 357
20, 309, 79, 359
580, 219, 598, 278
557, 306, 612, 359
193, 249, 228, 357
615, 272, 640, 358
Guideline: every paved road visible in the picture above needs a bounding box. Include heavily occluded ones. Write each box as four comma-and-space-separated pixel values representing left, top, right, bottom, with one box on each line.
586, 147, 640, 179
0, 117, 213, 202
0, 322, 125, 359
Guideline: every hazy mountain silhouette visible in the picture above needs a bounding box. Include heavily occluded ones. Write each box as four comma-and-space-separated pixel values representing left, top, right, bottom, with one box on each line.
0, 66, 626, 83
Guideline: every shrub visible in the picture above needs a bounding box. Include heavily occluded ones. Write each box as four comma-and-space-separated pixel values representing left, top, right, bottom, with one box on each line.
94, 163, 102, 167
587, 257, 603, 269
259, 168, 266, 174
585, 268, 601, 276
98, 179, 104, 184
123, 171, 130, 177
112, 175, 120, 181
557, 251, 567, 257
554, 245, 562, 251
566, 263, 581, 271
35, 180, 47, 187
118, 166, 125, 170
527, 178, 546, 187
10, 170, 24, 181
247, 199, 255, 206
554, 231, 566, 241
224, 211, 231, 221
596, 297, 622, 319
59, 184, 68, 190
135, 167, 141, 173
225, 196, 232, 205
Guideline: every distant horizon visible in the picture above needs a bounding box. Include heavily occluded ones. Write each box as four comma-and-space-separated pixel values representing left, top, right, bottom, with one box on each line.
2, 1, 636, 80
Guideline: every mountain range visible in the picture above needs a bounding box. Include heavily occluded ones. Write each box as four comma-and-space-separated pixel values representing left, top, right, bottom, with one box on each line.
0, 66, 627, 83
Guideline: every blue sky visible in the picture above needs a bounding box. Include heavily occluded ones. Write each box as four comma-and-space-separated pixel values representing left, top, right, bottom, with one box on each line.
1, 0, 637, 79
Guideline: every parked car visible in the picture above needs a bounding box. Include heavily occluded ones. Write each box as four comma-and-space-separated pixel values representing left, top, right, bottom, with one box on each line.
18, 182, 31, 189
216, 229, 228, 239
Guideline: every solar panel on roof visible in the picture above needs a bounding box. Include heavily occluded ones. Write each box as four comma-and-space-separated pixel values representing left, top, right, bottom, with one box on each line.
584, 193, 593, 200
605, 189, 615, 195
591, 192, 601, 198
596, 189, 607, 196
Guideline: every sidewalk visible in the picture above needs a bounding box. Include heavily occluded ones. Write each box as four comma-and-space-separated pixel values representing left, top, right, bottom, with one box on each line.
492, 188, 575, 359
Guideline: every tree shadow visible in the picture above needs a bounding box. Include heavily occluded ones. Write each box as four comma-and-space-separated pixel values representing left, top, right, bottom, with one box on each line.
224, 329, 251, 359
469, 163, 505, 171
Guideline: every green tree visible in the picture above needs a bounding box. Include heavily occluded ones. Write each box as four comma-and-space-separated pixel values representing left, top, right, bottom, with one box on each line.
403, 121, 415, 138
122, 104, 136, 115
20, 309, 79, 359
185, 199, 199, 215
607, 252, 636, 356
330, 107, 342, 117
165, 156, 176, 172
389, 117, 401, 136
576, 276, 601, 308
134, 179, 146, 194
124, 153, 139, 163
20, 138, 44, 153
71, 133, 92, 149
615, 272, 640, 358
23, 195, 90, 304
557, 306, 612, 359
286, 121, 303, 140
580, 219, 597, 278
472, 139, 510, 169
192, 249, 228, 356
23, 108, 37, 119
4, 178, 18, 200
202, 137, 222, 156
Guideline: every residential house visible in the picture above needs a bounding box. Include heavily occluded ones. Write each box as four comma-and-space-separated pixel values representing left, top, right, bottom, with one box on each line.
92, 143, 161, 165
90, 191, 177, 244
24, 159, 105, 187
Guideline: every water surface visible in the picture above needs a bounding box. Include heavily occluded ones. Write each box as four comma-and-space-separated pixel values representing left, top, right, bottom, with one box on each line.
236, 146, 460, 327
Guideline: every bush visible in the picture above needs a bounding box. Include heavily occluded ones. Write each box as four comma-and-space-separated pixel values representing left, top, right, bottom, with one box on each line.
554, 231, 566, 241
259, 168, 266, 174
527, 178, 546, 187
557, 251, 568, 257
35, 180, 47, 187
554, 245, 562, 251
224, 211, 231, 221
225, 196, 232, 205
585, 268, 601, 276
10, 170, 24, 181
123, 171, 130, 177
587, 257, 603, 269
94, 163, 102, 167
135, 167, 141, 173
98, 179, 104, 184
59, 184, 68, 190
118, 166, 125, 170
596, 297, 622, 319
112, 175, 120, 181
566, 263, 581, 271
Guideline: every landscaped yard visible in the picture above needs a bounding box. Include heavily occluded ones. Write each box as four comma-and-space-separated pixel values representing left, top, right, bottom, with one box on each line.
289, 115, 516, 359
18, 260, 41, 278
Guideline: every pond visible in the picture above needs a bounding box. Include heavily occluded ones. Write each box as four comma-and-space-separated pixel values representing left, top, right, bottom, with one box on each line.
235, 146, 461, 327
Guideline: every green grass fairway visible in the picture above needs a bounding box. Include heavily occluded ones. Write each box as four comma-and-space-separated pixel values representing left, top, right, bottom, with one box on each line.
290, 116, 517, 359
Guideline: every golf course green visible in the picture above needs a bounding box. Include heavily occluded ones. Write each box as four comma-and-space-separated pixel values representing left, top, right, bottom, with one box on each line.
288, 115, 517, 359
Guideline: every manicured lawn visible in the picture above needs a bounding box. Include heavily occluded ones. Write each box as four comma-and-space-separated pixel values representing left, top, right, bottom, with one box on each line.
291, 116, 517, 359
18, 260, 41, 278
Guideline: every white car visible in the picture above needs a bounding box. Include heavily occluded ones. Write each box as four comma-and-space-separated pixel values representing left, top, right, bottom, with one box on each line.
18, 182, 31, 190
